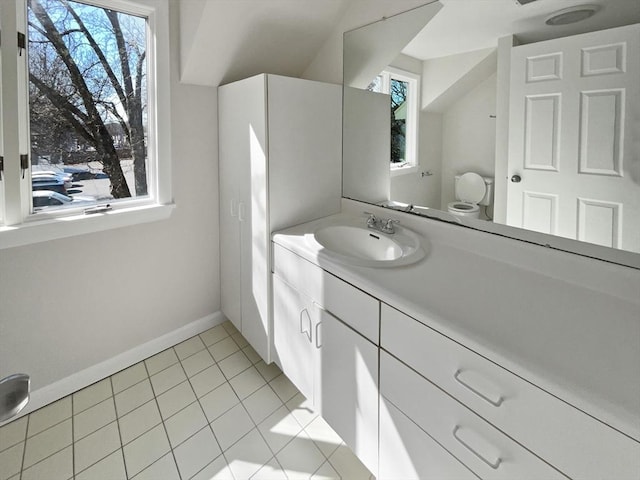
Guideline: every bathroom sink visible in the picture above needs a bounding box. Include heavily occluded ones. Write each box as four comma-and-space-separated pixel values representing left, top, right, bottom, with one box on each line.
309, 217, 425, 267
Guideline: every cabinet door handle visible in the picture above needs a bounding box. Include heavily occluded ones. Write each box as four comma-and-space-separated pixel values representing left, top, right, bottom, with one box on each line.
454, 369, 504, 407
315, 321, 322, 349
238, 202, 245, 222
299, 309, 311, 342
453, 425, 502, 470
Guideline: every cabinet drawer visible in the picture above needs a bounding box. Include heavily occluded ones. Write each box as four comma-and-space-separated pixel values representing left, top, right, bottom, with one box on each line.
381, 352, 566, 479
380, 399, 477, 480
381, 304, 640, 479
273, 244, 379, 343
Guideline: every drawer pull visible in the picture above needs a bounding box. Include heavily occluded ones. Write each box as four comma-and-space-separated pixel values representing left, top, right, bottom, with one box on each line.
299, 309, 311, 342
454, 369, 504, 407
453, 425, 502, 470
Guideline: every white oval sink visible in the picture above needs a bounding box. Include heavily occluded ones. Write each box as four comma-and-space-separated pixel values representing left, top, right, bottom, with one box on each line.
310, 218, 425, 267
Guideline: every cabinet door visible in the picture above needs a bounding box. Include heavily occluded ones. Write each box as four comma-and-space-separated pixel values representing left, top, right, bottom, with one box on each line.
272, 275, 315, 402
218, 85, 243, 328
315, 308, 379, 475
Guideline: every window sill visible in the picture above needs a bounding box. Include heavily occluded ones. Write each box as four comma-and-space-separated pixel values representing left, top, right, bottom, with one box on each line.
390, 164, 419, 177
0, 203, 175, 250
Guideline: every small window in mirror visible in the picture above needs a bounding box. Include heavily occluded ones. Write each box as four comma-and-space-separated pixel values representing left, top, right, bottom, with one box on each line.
367, 68, 420, 173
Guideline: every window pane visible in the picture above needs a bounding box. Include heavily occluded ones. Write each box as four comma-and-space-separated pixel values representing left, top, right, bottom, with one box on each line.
390, 78, 408, 164
28, 0, 148, 211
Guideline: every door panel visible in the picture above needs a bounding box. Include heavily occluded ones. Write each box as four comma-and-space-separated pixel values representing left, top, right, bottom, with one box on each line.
272, 275, 315, 402
218, 83, 243, 328
315, 308, 379, 475
507, 24, 639, 252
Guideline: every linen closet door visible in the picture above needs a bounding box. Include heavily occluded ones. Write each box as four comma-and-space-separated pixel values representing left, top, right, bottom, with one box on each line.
219, 76, 268, 354
239, 78, 270, 362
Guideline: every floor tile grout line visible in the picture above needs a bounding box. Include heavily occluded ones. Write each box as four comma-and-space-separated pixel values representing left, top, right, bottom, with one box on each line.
229, 375, 290, 466
19, 418, 75, 475
173, 352, 227, 465
72, 396, 119, 442
71, 378, 113, 416
18, 411, 30, 480
310, 457, 339, 479
142, 351, 185, 480
70, 419, 122, 478
70, 394, 76, 479
109, 376, 129, 480
22, 410, 70, 441
113, 374, 150, 399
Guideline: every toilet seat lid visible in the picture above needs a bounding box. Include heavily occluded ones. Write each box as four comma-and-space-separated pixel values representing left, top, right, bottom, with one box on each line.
457, 172, 486, 203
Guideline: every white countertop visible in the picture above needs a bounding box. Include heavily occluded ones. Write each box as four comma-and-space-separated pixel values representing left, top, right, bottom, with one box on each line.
272, 201, 640, 443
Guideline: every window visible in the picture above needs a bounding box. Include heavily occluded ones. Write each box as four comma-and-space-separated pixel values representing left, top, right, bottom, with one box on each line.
0, 0, 172, 249
367, 67, 420, 174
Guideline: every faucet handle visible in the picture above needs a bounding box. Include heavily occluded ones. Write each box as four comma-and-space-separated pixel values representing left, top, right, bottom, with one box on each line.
364, 211, 377, 227
382, 218, 399, 233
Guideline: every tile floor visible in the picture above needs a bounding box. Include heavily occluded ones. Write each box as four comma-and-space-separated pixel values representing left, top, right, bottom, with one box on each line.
0, 321, 374, 480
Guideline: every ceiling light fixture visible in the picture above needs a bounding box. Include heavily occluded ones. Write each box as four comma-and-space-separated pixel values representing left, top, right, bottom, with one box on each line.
545, 5, 601, 26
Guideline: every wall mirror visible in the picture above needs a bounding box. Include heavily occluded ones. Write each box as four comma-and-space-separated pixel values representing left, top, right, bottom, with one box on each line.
342, 0, 640, 268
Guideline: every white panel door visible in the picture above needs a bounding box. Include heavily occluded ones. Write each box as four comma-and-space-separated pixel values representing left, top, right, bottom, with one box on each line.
507, 24, 639, 252
315, 308, 379, 475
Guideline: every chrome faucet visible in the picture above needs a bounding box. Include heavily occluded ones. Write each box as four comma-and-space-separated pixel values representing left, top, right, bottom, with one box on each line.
364, 212, 399, 234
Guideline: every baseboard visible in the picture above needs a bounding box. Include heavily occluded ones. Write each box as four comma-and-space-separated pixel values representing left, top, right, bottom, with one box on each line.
3, 311, 225, 424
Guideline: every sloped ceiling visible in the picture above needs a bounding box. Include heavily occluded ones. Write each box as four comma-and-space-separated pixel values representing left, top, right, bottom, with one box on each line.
179, 0, 350, 87
180, 0, 640, 87
178, 0, 430, 87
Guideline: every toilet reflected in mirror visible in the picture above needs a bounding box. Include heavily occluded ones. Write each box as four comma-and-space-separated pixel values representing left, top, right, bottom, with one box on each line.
447, 173, 493, 219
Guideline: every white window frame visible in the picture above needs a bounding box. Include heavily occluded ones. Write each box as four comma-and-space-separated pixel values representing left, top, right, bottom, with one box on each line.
0, 0, 173, 250
379, 67, 420, 177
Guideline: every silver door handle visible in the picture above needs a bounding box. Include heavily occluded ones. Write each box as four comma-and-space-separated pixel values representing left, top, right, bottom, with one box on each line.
315, 321, 322, 349
299, 309, 311, 342
510, 174, 522, 183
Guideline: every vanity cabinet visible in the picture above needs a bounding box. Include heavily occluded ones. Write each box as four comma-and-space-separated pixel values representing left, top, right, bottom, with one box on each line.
380, 304, 640, 479
272, 244, 379, 474
271, 218, 640, 480
218, 74, 341, 361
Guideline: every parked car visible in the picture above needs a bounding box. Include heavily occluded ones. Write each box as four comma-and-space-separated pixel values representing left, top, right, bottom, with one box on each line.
31, 172, 72, 193
62, 166, 109, 181
32, 170, 73, 183
32, 190, 96, 210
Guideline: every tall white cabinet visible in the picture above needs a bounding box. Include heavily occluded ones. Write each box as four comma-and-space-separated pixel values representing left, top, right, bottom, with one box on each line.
218, 74, 342, 362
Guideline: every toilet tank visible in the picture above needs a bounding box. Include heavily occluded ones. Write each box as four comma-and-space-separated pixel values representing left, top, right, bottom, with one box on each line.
454, 175, 494, 206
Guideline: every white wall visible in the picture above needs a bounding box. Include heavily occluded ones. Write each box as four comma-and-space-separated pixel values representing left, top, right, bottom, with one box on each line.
440, 72, 497, 215
390, 111, 442, 209
0, 2, 219, 406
